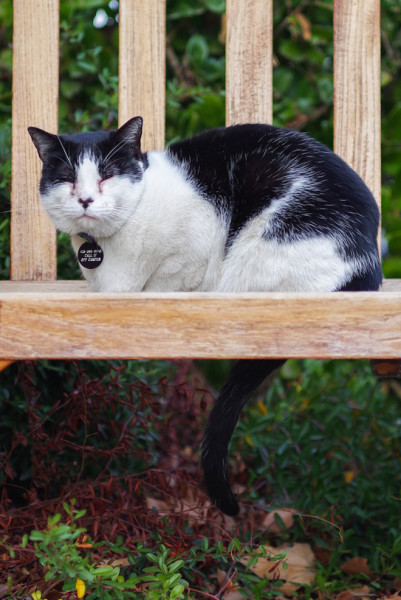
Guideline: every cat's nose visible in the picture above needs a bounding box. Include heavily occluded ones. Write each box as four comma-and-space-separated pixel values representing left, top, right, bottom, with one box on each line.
78, 197, 94, 210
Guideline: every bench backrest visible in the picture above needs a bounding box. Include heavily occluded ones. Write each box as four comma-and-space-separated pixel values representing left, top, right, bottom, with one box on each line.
11, 0, 381, 282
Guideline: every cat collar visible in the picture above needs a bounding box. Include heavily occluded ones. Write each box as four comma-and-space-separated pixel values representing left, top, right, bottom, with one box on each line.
77, 232, 104, 269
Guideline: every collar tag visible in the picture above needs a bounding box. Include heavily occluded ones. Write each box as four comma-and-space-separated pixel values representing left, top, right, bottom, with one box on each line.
77, 232, 104, 269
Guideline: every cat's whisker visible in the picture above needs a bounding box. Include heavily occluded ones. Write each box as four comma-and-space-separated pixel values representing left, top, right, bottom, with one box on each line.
57, 136, 73, 170
100, 157, 122, 170
8, 207, 55, 213
56, 156, 74, 170
102, 138, 129, 166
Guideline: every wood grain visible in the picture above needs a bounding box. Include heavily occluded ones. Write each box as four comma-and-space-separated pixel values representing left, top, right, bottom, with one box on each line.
226, 0, 273, 125
1, 282, 401, 360
6, 2, 393, 364
333, 0, 381, 205
11, 0, 59, 280
0, 280, 398, 294
119, 0, 166, 150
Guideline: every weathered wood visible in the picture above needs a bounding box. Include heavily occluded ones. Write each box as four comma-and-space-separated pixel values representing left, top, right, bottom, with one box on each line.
11, 0, 59, 280
118, 0, 166, 150
0, 280, 398, 294
0, 283, 401, 360
6, 1, 396, 366
226, 0, 273, 125
333, 0, 381, 205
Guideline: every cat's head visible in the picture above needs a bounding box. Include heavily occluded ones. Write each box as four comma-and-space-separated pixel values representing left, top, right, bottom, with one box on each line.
28, 116, 146, 238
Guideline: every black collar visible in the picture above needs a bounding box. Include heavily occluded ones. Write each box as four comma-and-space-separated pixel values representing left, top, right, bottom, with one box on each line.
77, 232, 97, 244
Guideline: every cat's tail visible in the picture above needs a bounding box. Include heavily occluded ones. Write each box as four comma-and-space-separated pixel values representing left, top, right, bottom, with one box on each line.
201, 358, 285, 516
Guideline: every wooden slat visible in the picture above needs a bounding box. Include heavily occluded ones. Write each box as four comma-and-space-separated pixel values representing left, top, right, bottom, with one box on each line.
1, 283, 401, 360
118, 0, 166, 150
333, 0, 381, 204
0, 280, 398, 294
0, 281, 90, 293
11, 0, 58, 281
226, 0, 273, 125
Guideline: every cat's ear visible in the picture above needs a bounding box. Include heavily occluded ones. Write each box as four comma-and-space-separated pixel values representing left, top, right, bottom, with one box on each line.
113, 116, 143, 156
28, 127, 59, 163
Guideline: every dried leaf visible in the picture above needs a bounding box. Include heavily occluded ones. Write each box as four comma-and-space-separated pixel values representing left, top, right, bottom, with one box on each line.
217, 568, 242, 600
295, 12, 312, 41
336, 591, 357, 600
145, 497, 169, 512
4, 462, 15, 479
217, 568, 227, 586
344, 471, 355, 484
351, 585, 371, 598
262, 508, 297, 532
340, 557, 374, 578
241, 543, 316, 595
171, 489, 236, 531
336, 592, 352, 600
222, 591, 244, 600
110, 557, 130, 568
314, 547, 332, 566
335, 586, 371, 600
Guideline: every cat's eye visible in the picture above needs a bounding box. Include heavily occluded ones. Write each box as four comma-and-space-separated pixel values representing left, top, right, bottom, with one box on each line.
56, 167, 75, 183
100, 169, 114, 182
55, 159, 75, 183
58, 175, 74, 183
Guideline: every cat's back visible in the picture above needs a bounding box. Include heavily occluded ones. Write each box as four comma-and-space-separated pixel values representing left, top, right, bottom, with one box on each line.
166, 123, 376, 207
167, 124, 382, 293
166, 124, 315, 215
166, 123, 380, 238
167, 123, 332, 168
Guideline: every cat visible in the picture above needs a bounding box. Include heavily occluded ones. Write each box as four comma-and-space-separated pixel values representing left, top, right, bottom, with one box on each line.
28, 116, 382, 515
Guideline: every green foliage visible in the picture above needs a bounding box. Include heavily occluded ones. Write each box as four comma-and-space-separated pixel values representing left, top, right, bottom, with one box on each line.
234, 359, 401, 571
3, 359, 401, 598
0, 360, 175, 494
25, 503, 285, 600
1, 2, 401, 598
29, 503, 142, 599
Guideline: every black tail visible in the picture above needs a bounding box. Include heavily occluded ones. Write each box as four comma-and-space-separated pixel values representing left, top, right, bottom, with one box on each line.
201, 358, 285, 516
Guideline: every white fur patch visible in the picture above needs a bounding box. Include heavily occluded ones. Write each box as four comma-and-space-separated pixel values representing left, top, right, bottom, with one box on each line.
218, 210, 354, 292
71, 152, 227, 292
41, 154, 144, 238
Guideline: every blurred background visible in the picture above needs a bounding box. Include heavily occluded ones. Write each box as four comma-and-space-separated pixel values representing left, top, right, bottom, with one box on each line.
1, 1, 401, 598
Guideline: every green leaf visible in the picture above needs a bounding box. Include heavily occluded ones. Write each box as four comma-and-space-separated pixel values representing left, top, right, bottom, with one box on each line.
317, 75, 333, 103
29, 531, 46, 541
274, 67, 295, 95
170, 583, 185, 600
228, 537, 242, 553
278, 39, 305, 63
168, 559, 184, 573
186, 34, 209, 65
168, 2, 205, 19
203, 0, 225, 13
167, 573, 182, 587
47, 513, 62, 527
74, 509, 87, 520
93, 565, 115, 576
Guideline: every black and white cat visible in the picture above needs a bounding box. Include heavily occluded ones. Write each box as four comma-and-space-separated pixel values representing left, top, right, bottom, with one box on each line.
28, 116, 382, 515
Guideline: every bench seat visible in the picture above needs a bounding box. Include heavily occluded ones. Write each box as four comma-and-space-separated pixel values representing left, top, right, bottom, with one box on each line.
0, 280, 400, 360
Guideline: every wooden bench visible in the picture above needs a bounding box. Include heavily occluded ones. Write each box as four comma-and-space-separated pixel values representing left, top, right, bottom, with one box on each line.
2, 0, 400, 364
